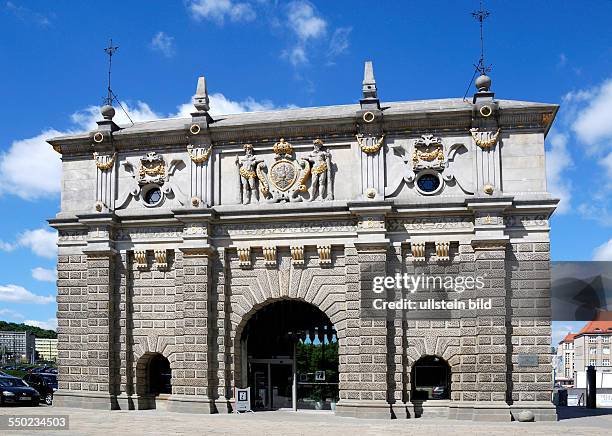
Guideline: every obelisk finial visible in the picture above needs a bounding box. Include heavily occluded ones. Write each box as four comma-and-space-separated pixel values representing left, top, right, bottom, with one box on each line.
193, 76, 210, 112
360, 60, 380, 110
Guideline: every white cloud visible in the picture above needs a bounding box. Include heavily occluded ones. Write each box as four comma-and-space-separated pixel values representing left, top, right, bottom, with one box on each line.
5, 1, 52, 27
188, 0, 256, 24
150, 31, 175, 58
3, 92, 283, 203
287, 1, 326, 41
71, 101, 162, 130
16, 228, 57, 259
571, 78, 612, 148
175, 92, 283, 117
593, 239, 612, 261
284, 46, 307, 67
560, 77, 612, 225
0, 308, 24, 320
25, 318, 58, 331
0, 99, 162, 202
545, 132, 573, 214
1, 228, 57, 259
31, 267, 57, 283
328, 27, 351, 58
0, 129, 63, 200
557, 53, 567, 67
283, 1, 327, 66
0, 284, 54, 304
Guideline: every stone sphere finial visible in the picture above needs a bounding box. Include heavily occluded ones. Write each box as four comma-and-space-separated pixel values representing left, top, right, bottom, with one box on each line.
101, 104, 116, 120
475, 74, 492, 92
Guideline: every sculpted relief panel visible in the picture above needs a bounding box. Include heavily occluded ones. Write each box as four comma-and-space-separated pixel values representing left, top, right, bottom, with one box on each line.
116, 151, 186, 210
386, 134, 474, 198
91, 131, 521, 210
235, 139, 334, 204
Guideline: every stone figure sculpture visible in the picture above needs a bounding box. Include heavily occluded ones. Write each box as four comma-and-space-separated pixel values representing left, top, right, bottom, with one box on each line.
235, 143, 263, 204
307, 139, 333, 201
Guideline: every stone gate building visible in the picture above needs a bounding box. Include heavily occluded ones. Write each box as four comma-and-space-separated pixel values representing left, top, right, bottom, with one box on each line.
48, 62, 559, 421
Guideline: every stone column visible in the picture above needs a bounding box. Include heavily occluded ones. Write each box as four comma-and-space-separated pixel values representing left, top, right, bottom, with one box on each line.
472, 241, 510, 421
169, 210, 215, 413
336, 202, 392, 418
52, 228, 89, 408
167, 247, 214, 413
85, 252, 117, 405
468, 198, 511, 421
212, 247, 233, 413
65, 216, 119, 410
388, 242, 405, 415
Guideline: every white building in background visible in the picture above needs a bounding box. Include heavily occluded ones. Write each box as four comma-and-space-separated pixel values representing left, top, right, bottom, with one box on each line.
0, 331, 36, 363
35, 338, 58, 362
556, 333, 576, 386
573, 321, 612, 375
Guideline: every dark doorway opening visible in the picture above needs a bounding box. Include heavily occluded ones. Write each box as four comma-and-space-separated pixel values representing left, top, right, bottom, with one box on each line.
148, 353, 172, 395
412, 355, 451, 400
241, 299, 339, 410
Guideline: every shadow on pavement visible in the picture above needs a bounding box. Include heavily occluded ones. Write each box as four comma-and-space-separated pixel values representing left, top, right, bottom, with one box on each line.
557, 406, 612, 420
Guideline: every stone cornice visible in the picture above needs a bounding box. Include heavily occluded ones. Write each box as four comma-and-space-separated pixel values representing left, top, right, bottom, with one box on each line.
47, 103, 558, 156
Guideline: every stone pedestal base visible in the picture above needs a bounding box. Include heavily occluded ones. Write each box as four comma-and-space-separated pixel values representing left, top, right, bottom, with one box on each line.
411, 400, 451, 418
448, 401, 477, 420
510, 402, 557, 422
334, 400, 393, 419
114, 393, 135, 410
53, 390, 115, 410
166, 394, 215, 414
472, 401, 512, 422
214, 396, 233, 414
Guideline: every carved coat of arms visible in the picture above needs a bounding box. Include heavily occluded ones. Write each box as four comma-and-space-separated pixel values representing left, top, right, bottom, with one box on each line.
117, 151, 185, 209
236, 139, 332, 204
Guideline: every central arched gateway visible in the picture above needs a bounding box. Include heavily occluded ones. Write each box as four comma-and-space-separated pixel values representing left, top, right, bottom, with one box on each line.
236, 299, 338, 411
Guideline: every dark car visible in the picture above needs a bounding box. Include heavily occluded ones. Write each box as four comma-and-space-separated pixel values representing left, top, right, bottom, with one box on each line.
23, 373, 57, 405
0, 376, 40, 406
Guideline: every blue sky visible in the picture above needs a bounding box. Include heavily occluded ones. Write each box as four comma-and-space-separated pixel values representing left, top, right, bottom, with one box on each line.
1, 1, 611, 336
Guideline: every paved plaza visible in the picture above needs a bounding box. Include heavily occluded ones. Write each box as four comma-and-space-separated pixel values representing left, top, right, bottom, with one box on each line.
1, 406, 611, 436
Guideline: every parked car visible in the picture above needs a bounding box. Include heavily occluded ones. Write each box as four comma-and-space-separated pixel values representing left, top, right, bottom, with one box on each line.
23, 373, 57, 405
0, 376, 40, 406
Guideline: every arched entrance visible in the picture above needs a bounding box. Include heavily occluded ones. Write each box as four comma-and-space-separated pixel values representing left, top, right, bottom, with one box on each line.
238, 299, 338, 411
411, 355, 451, 401
136, 352, 172, 407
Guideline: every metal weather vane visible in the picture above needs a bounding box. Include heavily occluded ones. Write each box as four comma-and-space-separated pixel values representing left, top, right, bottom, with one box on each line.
101, 38, 134, 125
471, 0, 492, 75
103, 39, 119, 106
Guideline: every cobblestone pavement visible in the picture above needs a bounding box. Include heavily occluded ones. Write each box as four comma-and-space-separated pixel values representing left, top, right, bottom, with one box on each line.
1, 406, 611, 436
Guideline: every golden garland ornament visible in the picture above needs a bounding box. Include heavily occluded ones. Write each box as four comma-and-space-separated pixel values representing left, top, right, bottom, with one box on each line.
412, 148, 444, 163
297, 159, 311, 192
187, 145, 213, 164
256, 163, 270, 196
239, 167, 256, 180
93, 152, 116, 171
139, 163, 165, 178
356, 133, 385, 154
470, 128, 501, 150
312, 161, 327, 175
